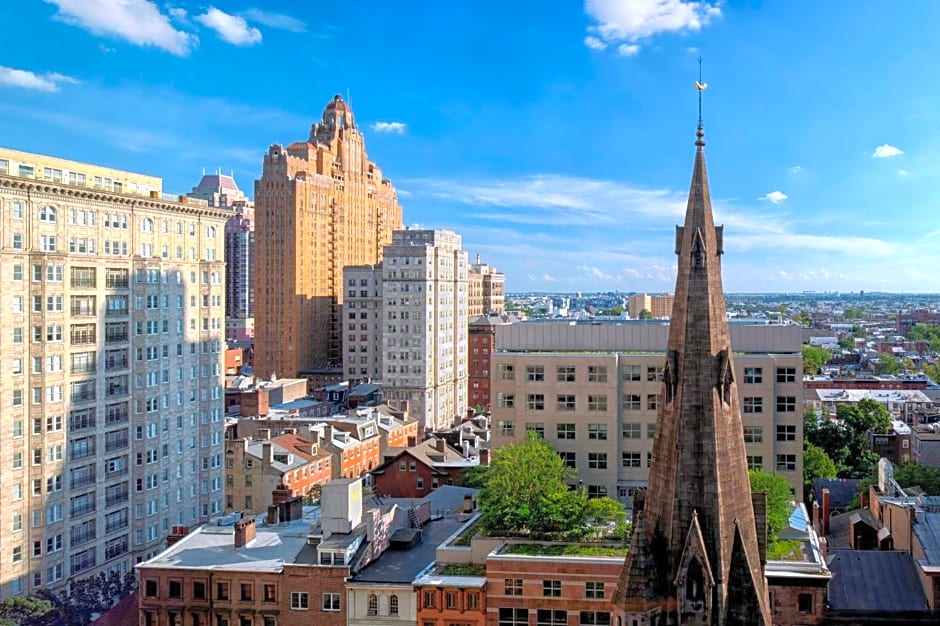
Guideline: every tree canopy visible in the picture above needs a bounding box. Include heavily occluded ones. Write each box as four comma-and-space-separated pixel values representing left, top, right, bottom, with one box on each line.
804, 400, 891, 479
908, 323, 940, 352
477, 433, 627, 540
638, 309, 654, 320
749, 469, 793, 548
803, 443, 837, 504
801, 345, 831, 375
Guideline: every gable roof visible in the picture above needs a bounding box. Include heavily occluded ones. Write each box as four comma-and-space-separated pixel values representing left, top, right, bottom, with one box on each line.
827, 550, 930, 613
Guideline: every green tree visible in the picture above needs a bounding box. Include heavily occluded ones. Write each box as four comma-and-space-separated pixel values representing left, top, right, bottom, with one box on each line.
794, 310, 813, 326
908, 324, 940, 352
749, 469, 793, 548
806, 399, 891, 479
838, 336, 855, 350
894, 461, 940, 495
479, 433, 587, 538
840, 398, 891, 435
638, 309, 654, 320
924, 361, 940, 385
842, 306, 865, 320
803, 443, 837, 505
875, 354, 901, 375
801, 345, 831, 375
0, 596, 53, 626
457, 464, 491, 489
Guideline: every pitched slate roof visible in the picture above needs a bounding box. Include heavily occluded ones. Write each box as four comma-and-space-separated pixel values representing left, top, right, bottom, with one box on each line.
827, 550, 930, 613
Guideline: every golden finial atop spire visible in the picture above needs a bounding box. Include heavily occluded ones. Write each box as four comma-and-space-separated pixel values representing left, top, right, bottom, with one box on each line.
695, 56, 707, 146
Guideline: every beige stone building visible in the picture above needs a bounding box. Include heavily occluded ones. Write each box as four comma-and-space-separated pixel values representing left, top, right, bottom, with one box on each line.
467, 254, 505, 317
343, 229, 469, 432
253, 95, 403, 380
0, 148, 227, 598
627, 292, 674, 318
490, 323, 804, 503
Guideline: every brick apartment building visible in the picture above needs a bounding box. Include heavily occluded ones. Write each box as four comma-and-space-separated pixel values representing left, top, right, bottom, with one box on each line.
371, 437, 476, 498
469, 313, 513, 413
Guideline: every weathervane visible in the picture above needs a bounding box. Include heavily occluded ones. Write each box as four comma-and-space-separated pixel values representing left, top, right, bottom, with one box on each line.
695, 56, 708, 129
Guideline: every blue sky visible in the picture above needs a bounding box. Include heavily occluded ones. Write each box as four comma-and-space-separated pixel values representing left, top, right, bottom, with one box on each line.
2, 1, 940, 294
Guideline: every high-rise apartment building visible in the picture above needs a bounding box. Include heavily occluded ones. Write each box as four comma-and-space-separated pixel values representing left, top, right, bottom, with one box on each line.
343, 229, 469, 432
188, 172, 255, 344
627, 292, 674, 318
467, 254, 505, 317
254, 95, 403, 379
490, 322, 804, 503
0, 148, 227, 598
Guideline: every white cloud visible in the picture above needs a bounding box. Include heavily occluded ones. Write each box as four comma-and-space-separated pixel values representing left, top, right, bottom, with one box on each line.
0, 66, 79, 92
625, 267, 643, 278
195, 7, 262, 46
167, 6, 188, 24
579, 265, 613, 280
684, 46, 699, 53
585, 0, 721, 49
44, 0, 195, 55
788, 165, 802, 174
872, 144, 903, 158
584, 35, 607, 50
371, 121, 407, 134
241, 8, 307, 33
759, 190, 788, 204
543, 274, 557, 282
898, 169, 909, 177
617, 43, 641, 56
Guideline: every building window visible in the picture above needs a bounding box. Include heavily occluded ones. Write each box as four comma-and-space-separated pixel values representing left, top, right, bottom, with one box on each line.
588, 423, 607, 440
193, 581, 207, 600
776, 454, 797, 472
647, 422, 657, 439
263, 584, 276, 602
144, 580, 158, 598
580, 611, 612, 625
499, 608, 528, 626
557, 365, 576, 382
168, 580, 182, 599
622, 422, 641, 439
496, 392, 515, 409
743, 426, 763, 443
622, 394, 641, 411
240, 583, 253, 601
498, 364, 515, 380
216, 582, 230, 600
526, 422, 545, 438
367, 594, 378, 616
647, 394, 658, 411
588, 453, 607, 469
647, 366, 663, 382
445, 590, 458, 609
743, 367, 763, 384
559, 451, 576, 469
526, 365, 545, 382
497, 420, 515, 437
537, 609, 567, 626
556, 394, 576, 411
423, 590, 436, 608
39, 206, 57, 222
776, 396, 796, 413
557, 423, 576, 440
622, 364, 641, 381
798, 593, 814, 614
290, 591, 308, 610
776, 425, 797, 441
585, 581, 605, 599
526, 394, 545, 410
743, 397, 763, 414
747, 455, 763, 470
389, 594, 399, 615
588, 366, 607, 382
776, 367, 797, 383
588, 395, 608, 411
542, 580, 562, 597
622, 452, 642, 468
504, 578, 523, 596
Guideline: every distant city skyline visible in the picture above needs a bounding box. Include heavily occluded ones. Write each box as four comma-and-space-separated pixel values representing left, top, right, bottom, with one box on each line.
3, 1, 940, 292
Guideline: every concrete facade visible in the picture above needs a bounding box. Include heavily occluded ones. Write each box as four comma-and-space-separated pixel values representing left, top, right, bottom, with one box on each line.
0, 150, 226, 598
490, 323, 805, 504
253, 95, 403, 379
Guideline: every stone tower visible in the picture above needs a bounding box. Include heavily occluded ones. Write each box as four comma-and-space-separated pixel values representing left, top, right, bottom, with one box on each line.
613, 124, 771, 625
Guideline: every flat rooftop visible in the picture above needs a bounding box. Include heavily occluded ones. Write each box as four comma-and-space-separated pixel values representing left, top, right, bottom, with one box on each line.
138, 508, 322, 573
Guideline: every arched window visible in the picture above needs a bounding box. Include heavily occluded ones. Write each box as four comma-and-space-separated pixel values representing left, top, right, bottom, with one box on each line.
141, 218, 153, 233
389, 595, 398, 616
40, 206, 57, 222
367, 594, 378, 616
206, 226, 216, 239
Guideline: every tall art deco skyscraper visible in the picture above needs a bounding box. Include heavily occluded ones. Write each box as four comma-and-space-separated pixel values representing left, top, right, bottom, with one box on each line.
614, 123, 772, 625
254, 95, 403, 379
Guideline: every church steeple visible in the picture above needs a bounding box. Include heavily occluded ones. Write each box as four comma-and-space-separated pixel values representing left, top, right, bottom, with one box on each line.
613, 111, 772, 624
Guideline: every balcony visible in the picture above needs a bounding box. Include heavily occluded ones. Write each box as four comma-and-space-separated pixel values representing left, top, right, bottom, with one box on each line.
71, 473, 97, 490
71, 278, 96, 289
105, 355, 128, 370
71, 390, 97, 403
70, 502, 96, 518
70, 528, 97, 547
105, 491, 129, 508
105, 278, 129, 289
104, 436, 128, 453
105, 331, 128, 343
71, 363, 97, 375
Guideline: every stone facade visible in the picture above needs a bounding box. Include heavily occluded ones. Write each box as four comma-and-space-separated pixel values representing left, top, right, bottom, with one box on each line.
613, 127, 771, 624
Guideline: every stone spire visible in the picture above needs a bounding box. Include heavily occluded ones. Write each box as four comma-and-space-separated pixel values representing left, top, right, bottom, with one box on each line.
613, 124, 771, 625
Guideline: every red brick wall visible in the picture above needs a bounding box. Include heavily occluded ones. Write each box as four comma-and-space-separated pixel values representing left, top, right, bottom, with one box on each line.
416, 585, 486, 626
768, 579, 827, 626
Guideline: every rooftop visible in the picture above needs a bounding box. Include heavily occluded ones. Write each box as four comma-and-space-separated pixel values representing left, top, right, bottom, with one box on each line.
138, 508, 323, 573
827, 550, 930, 613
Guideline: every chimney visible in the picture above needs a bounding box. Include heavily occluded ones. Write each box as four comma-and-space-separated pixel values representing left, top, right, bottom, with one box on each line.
407, 435, 417, 447
234, 517, 256, 548
821, 488, 832, 537
272, 483, 292, 506
463, 493, 474, 513
166, 525, 190, 547
434, 438, 446, 453
266, 505, 279, 525
257, 428, 271, 440
322, 424, 333, 443
262, 442, 272, 464
479, 447, 490, 466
